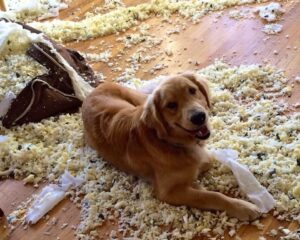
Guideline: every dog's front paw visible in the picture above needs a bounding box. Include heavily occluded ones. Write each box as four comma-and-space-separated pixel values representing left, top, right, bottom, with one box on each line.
227, 199, 261, 221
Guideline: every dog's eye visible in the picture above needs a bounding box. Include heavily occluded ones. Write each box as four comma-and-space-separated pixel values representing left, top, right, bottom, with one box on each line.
166, 102, 178, 110
189, 87, 196, 95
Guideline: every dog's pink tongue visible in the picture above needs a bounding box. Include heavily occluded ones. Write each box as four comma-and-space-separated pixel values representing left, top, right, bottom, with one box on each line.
197, 125, 209, 137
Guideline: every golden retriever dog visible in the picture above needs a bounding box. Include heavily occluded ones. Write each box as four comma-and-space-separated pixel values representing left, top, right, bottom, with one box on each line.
82, 73, 261, 221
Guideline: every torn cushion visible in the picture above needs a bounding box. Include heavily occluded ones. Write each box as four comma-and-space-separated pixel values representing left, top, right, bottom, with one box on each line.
1, 21, 99, 128
2, 75, 82, 127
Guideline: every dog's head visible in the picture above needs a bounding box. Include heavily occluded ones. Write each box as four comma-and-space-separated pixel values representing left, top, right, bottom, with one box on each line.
141, 73, 211, 144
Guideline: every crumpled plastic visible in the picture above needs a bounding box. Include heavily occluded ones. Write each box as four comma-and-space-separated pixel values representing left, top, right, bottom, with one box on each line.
25, 171, 84, 224
210, 148, 275, 213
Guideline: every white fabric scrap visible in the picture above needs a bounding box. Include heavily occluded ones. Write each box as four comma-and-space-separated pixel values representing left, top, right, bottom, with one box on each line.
25, 171, 84, 224
210, 148, 275, 213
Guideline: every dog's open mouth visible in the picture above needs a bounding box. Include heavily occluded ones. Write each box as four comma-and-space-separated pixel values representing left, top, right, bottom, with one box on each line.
195, 125, 210, 140
176, 123, 210, 140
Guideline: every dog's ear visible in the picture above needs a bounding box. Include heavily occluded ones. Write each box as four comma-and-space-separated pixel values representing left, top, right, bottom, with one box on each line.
182, 73, 211, 109
141, 90, 167, 139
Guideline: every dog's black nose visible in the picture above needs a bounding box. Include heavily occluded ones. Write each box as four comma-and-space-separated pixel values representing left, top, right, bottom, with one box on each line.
190, 112, 206, 125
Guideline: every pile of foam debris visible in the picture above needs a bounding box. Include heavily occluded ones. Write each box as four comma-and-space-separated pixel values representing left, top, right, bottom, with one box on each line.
228, 2, 285, 35
0, 0, 67, 22
0, 0, 299, 239
2, 59, 299, 239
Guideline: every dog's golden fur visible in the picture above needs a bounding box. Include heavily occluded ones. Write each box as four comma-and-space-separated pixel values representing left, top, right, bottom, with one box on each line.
82, 73, 261, 221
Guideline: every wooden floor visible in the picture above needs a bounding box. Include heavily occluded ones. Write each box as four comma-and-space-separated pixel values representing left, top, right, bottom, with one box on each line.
1, 0, 300, 239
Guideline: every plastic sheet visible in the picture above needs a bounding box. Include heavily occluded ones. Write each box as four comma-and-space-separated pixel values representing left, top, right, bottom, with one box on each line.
25, 171, 84, 224
211, 148, 275, 213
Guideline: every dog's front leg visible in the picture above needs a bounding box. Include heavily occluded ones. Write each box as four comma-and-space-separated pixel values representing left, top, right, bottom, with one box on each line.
156, 186, 261, 221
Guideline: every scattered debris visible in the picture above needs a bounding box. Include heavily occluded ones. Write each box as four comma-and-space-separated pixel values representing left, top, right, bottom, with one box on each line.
60, 223, 69, 229
165, 47, 173, 56
30, 0, 280, 42
258, 237, 266, 240
281, 228, 291, 235
262, 23, 283, 35
229, 9, 253, 19
228, 229, 236, 237
251, 220, 265, 230
280, 229, 300, 240
270, 229, 278, 237
79, 50, 112, 63
255, 2, 284, 22
166, 27, 181, 35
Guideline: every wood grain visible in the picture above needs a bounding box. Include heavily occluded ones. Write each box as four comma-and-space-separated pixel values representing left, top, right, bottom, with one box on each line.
0, 0, 299, 239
